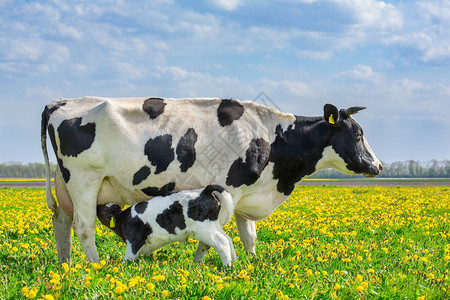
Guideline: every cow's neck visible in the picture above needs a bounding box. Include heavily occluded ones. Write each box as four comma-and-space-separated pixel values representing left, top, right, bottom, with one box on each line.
269, 116, 329, 195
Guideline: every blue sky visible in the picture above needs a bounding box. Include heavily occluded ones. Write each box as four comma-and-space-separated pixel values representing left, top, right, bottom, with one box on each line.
0, 0, 449, 164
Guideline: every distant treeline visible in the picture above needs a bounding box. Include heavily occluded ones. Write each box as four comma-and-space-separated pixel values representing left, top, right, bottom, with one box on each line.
0, 163, 56, 178
0, 160, 449, 178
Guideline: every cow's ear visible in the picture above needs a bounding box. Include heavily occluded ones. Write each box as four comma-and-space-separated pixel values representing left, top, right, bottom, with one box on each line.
324, 104, 339, 125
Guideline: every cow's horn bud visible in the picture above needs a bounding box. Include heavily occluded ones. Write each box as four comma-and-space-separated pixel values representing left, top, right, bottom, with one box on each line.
345, 106, 366, 115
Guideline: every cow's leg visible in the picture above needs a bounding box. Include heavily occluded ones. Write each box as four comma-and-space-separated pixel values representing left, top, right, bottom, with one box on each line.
72, 209, 99, 262
194, 241, 211, 263
69, 178, 102, 263
53, 168, 73, 263
235, 214, 257, 255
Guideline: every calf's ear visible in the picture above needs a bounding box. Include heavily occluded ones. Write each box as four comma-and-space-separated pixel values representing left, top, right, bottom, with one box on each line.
324, 104, 339, 125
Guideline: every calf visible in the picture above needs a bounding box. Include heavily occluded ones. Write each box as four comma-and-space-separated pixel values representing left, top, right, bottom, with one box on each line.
97, 185, 237, 266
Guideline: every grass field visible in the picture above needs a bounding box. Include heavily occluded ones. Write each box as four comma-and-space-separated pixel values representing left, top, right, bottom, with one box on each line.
0, 186, 449, 299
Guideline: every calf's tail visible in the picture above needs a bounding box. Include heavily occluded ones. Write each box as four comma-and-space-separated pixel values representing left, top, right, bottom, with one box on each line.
41, 106, 57, 213
97, 204, 126, 241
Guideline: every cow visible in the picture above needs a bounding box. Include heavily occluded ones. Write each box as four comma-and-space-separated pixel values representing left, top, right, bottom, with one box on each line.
97, 185, 237, 266
41, 97, 382, 263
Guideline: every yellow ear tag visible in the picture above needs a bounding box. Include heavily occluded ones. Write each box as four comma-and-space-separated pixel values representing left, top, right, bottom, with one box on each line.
328, 114, 335, 125
110, 217, 115, 228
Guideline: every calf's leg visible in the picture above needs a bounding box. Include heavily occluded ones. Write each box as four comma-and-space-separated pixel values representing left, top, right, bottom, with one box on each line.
123, 242, 140, 263
194, 241, 211, 263
201, 231, 233, 266
224, 233, 237, 262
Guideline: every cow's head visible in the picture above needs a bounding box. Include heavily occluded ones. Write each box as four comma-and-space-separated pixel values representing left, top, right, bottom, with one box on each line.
322, 104, 382, 177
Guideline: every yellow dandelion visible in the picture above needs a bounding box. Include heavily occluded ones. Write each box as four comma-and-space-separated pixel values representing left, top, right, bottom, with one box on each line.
161, 290, 169, 298
28, 289, 38, 298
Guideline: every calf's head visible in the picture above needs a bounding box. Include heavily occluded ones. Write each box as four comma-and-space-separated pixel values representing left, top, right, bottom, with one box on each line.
323, 104, 382, 177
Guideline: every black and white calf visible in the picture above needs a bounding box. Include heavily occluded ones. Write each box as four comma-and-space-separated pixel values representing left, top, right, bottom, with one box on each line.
97, 185, 237, 266
41, 97, 382, 263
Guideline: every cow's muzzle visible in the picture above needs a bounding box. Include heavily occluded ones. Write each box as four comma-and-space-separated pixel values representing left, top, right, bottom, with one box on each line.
363, 163, 383, 178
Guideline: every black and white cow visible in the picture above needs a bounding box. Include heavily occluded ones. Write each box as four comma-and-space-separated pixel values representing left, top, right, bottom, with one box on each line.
41, 97, 382, 263
97, 185, 236, 266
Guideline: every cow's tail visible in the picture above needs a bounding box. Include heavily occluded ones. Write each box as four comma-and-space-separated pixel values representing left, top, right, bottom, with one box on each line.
41, 106, 57, 213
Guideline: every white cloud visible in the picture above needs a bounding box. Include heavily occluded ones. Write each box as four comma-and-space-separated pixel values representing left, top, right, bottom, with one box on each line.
418, 0, 450, 21
25, 86, 59, 99
297, 50, 333, 60
57, 23, 83, 40
339, 0, 403, 31
399, 79, 427, 91
384, 1, 450, 64
276, 0, 318, 3
336, 64, 382, 82
115, 62, 145, 79
258, 78, 313, 97
7, 39, 43, 61
211, 0, 243, 10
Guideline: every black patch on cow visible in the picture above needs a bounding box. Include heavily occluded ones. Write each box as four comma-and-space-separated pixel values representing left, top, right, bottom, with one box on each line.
48, 101, 66, 114
47, 124, 71, 182
217, 99, 245, 127
269, 117, 328, 195
58, 117, 96, 157
134, 201, 148, 214
122, 210, 153, 255
187, 186, 222, 222
143, 98, 166, 119
48, 124, 58, 157
142, 182, 176, 197
226, 138, 270, 188
41, 102, 67, 137
133, 166, 151, 186
57, 158, 71, 183
156, 201, 186, 234
144, 134, 175, 174
176, 128, 198, 172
